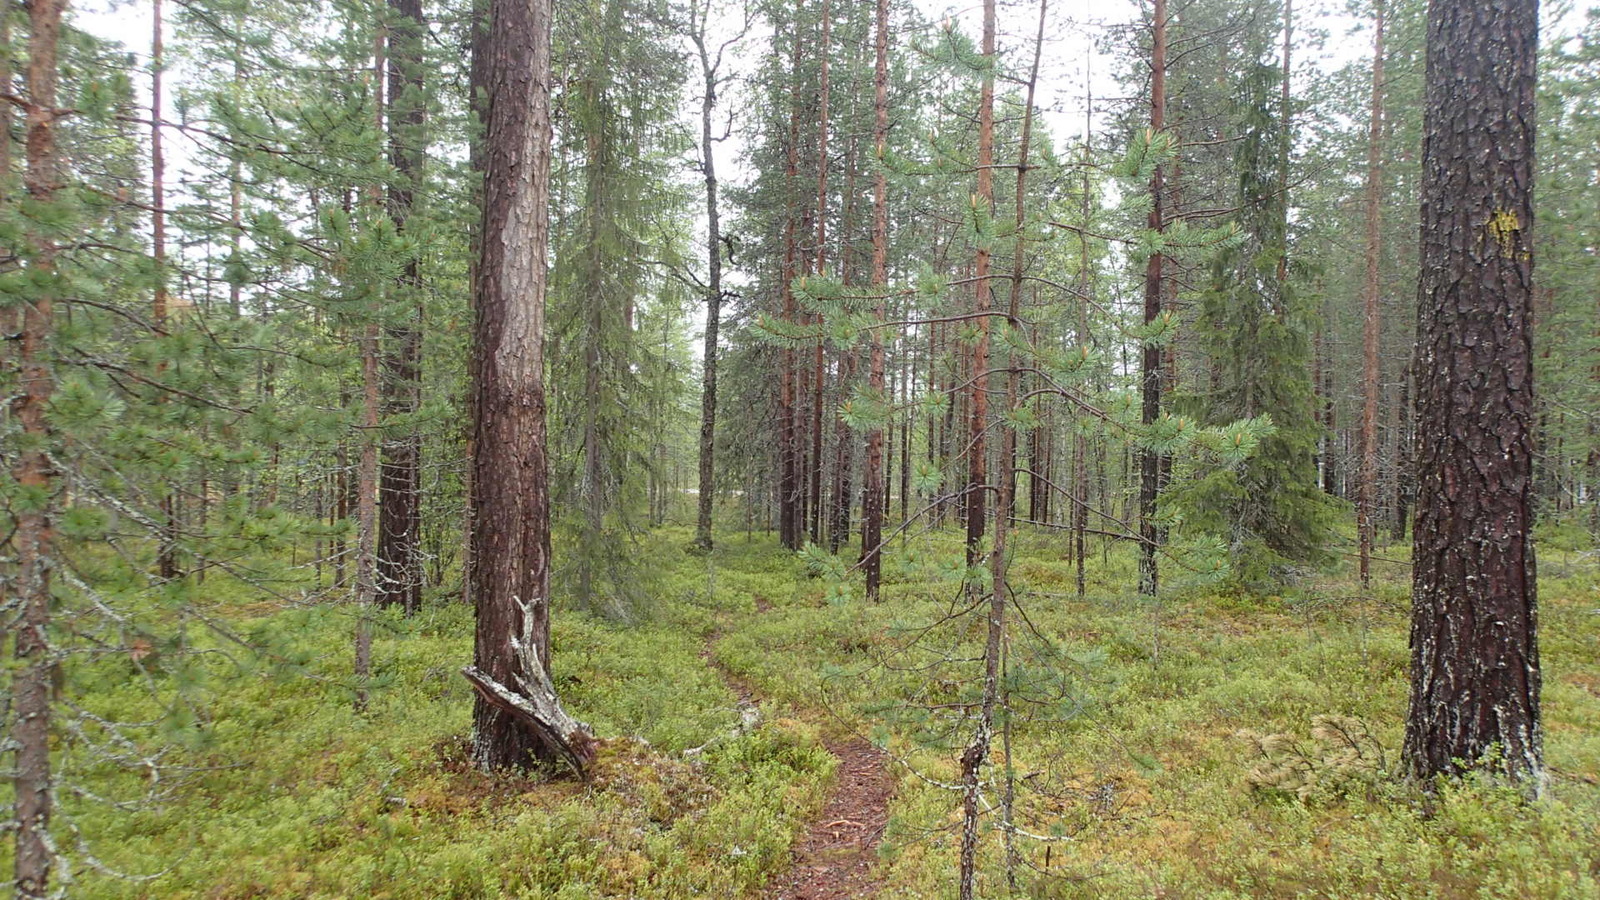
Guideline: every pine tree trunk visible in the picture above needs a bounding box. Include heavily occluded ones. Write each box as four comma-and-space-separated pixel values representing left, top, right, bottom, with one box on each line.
1403, 0, 1541, 788
355, 320, 380, 710
806, 0, 830, 548
1391, 359, 1411, 541
354, 32, 386, 712
777, 11, 803, 551
861, 0, 889, 598
378, 0, 426, 614
1357, 0, 1385, 589
153, 0, 180, 581
13, 0, 65, 893
958, 1, 998, 895
467, 0, 593, 774
1137, 0, 1168, 597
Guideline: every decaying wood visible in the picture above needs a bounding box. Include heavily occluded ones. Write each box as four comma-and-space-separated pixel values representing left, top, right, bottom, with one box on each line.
461, 595, 596, 777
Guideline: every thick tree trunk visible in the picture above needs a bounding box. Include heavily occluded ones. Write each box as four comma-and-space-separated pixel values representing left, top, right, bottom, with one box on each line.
1357, 0, 1385, 589
1403, 0, 1541, 788
378, 0, 426, 614
13, 0, 66, 894
1137, 0, 1168, 597
467, 0, 593, 774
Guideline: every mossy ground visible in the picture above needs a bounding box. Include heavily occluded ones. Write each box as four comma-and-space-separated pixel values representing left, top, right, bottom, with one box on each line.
5, 518, 1597, 898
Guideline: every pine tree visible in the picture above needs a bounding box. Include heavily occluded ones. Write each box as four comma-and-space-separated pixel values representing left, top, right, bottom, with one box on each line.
1403, 0, 1542, 788
464, 0, 593, 774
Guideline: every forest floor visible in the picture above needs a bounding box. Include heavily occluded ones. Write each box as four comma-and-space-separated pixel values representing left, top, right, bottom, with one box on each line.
704, 601, 895, 899
24, 519, 1600, 898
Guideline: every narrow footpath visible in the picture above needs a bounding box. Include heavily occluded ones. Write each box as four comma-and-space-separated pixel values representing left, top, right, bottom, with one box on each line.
700, 613, 894, 900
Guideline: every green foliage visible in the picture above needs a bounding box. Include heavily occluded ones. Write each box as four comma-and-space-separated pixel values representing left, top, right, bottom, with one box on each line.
1172, 60, 1336, 585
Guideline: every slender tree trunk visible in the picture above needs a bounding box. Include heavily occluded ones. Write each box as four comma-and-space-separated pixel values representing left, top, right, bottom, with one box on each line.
958, 1, 997, 895
354, 320, 380, 710
12, 0, 66, 893
691, 14, 725, 552
899, 327, 912, 524
460, 0, 493, 606
1137, 0, 1168, 597
467, 0, 593, 774
1319, 288, 1339, 496
804, 0, 830, 548
861, 0, 889, 598
1391, 359, 1411, 540
354, 32, 386, 712
1277, 0, 1292, 286
1403, 0, 1541, 788
996, 4, 1047, 884
828, 132, 857, 554
778, 11, 802, 551
153, 0, 180, 581
576, 87, 611, 609
1074, 76, 1094, 601
378, 0, 426, 614
1357, 0, 1385, 589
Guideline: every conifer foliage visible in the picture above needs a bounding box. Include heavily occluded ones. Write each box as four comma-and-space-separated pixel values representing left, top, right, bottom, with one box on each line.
1, 0, 1594, 893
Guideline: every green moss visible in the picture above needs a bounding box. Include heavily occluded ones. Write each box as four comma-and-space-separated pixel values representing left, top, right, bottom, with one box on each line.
7, 524, 1597, 898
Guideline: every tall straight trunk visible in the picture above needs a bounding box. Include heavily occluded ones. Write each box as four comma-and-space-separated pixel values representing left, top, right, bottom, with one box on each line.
354, 32, 386, 712
378, 0, 426, 613
1357, 0, 1385, 589
1276, 0, 1292, 285
1319, 288, 1339, 495
467, 0, 592, 773
806, 0, 830, 547
1137, 0, 1168, 596
961, 1, 995, 569
777, 12, 803, 551
691, 13, 725, 552
1391, 359, 1411, 540
995, 4, 1047, 885
899, 328, 912, 524
861, 0, 889, 598
12, 0, 65, 894
460, 0, 492, 606
1001, 0, 1044, 524
354, 320, 380, 709
1313, 311, 1328, 489
828, 132, 858, 554
575, 80, 614, 609
1404, 0, 1541, 788
1073, 76, 1095, 600
957, 1, 997, 896
153, 0, 179, 580
830, 354, 855, 551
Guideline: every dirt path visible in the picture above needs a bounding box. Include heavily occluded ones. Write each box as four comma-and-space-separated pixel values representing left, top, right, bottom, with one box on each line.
700, 613, 894, 900
763, 735, 894, 900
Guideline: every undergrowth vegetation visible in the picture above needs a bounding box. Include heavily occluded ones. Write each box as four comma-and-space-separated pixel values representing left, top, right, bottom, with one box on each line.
6, 523, 1597, 898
